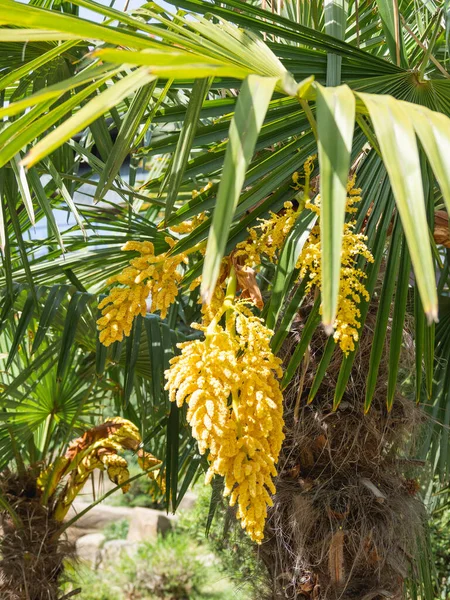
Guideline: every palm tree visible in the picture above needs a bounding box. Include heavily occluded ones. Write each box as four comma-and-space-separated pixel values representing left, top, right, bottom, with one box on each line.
0, 0, 449, 598
0, 302, 166, 599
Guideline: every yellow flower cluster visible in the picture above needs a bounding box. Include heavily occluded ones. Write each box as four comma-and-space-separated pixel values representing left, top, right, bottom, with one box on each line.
235, 201, 297, 267
345, 174, 362, 213
191, 181, 213, 199
97, 239, 188, 346
165, 303, 284, 543
187, 259, 229, 326
235, 156, 317, 270
296, 178, 374, 354
169, 212, 207, 235
199, 278, 226, 325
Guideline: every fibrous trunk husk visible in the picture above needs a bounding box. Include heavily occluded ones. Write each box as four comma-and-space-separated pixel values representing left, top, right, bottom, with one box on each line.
0, 470, 73, 600
261, 306, 426, 600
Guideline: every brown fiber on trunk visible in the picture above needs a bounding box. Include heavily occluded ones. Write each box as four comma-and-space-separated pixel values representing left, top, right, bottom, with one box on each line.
0, 471, 74, 600
261, 304, 426, 600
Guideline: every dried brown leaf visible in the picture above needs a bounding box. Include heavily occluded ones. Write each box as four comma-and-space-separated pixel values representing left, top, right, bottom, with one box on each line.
234, 262, 264, 309
434, 210, 450, 248
65, 421, 125, 460
328, 530, 345, 585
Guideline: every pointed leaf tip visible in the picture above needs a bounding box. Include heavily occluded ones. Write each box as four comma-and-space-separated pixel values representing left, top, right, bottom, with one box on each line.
323, 323, 335, 336
296, 75, 315, 99
201, 287, 212, 305
426, 306, 439, 325
12, 155, 35, 225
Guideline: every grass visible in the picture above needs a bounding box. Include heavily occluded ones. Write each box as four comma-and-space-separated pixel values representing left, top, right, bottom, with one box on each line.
63, 528, 256, 600
103, 518, 130, 541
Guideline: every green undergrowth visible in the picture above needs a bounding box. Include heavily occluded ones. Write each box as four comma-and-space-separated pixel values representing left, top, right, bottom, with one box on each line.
429, 504, 450, 598
176, 484, 268, 595
63, 485, 266, 600
65, 533, 242, 600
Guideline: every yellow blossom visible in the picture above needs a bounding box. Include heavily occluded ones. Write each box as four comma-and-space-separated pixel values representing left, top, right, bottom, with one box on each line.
235, 201, 298, 268
191, 181, 213, 199
200, 281, 226, 325
345, 173, 362, 213
97, 281, 149, 346
189, 260, 229, 325
296, 182, 374, 354
169, 212, 207, 235
164, 300, 284, 543
97, 239, 188, 346
234, 156, 317, 271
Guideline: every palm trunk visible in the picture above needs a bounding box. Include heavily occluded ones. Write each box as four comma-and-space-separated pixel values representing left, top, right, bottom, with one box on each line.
0, 471, 73, 600
262, 311, 426, 599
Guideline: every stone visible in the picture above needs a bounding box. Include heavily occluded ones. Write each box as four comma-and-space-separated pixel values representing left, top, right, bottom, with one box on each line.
99, 539, 136, 566
126, 507, 174, 542
65, 501, 133, 542
197, 551, 218, 567
75, 533, 105, 567
177, 491, 197, 511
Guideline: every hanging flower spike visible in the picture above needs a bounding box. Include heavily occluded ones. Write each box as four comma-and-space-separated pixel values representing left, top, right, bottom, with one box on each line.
97, 239, 188, 346
296, 172, 374, 354
164, 274, 284, 543
292, 153, 316, 193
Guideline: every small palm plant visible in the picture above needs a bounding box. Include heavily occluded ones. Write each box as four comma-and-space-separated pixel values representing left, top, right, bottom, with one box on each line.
0, 322, 162, 600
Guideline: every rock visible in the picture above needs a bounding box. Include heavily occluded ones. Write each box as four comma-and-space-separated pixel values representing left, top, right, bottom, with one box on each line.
65, 500, 185, 545
100, 539, 136, 566
177, 491, 197, 511
75, 533, 105, 567
197, 551, 218, 567
65, 502, 133, 542
126, 507, 174, 543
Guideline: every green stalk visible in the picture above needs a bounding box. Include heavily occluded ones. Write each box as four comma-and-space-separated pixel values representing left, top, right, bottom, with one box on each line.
224, 266, 237, 332
417, 9, 442, 81
206, 265, 237, 337
299, 98, 318, 143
